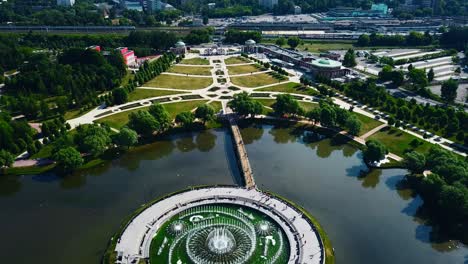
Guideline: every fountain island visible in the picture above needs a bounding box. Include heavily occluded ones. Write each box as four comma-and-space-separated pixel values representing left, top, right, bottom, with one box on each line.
109, 186, 325, 264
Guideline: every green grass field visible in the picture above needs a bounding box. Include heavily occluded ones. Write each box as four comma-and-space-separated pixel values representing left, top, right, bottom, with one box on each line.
224, 56, 250, 65
354, 113, 384, 136
167, 65, 212, 75
368, 127, 432, 156
144, 74, 213, 90
299, 101, 319, 112
208, 101, 223, 113
227, 64, 264, 75
128, 89, 187, 101
231, 73, 281, 88
96, 100, 209, 129
180, 57, 210, 65
256, 82, 318, 96
262, 39, 355, 52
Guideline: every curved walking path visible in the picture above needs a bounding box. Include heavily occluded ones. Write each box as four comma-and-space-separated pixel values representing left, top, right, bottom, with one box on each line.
115, 186, 324, 264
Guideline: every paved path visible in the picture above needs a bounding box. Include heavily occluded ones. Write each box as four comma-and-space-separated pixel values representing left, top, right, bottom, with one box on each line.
115, 186, 324, 264
361, 124, 387, 139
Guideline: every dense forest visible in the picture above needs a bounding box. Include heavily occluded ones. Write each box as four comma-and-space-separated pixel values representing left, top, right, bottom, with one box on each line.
0, 31, 182, 70
2, 48, 126, 117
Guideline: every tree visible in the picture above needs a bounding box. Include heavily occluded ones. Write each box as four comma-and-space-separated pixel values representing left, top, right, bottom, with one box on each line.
391, 71, 405, 86
128, 110, 160, 136
113, 88, 129, 105
114, 127, 138, 149
346, 115, 362, 136
275, 37, 287, 46
148, 103, 171, 130
427, 68, 435, 82
0, 150, 14, 168
343, 49, 357, 67
53, 147, 83, 172
408, 68, 428, 88
287, 37, 301, 49
175, 111, 195, 128
273, 94, 302, 116
82, 135, 109, 156
306, 108, 321, 124
195, 104, 215, 124
403, 151, 426, 174
387, 116, 396, 126
228, 92, 262, 117
441, 78, 458, 103
357, 34, 370, 46
363, 139, 387, 163
319, 105, 336, 127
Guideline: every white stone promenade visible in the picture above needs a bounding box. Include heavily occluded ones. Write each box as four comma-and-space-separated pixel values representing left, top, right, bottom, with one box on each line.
115, 186, 324, 264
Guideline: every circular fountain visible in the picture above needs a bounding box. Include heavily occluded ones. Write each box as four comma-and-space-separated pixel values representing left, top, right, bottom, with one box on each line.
113, 187, 325, 264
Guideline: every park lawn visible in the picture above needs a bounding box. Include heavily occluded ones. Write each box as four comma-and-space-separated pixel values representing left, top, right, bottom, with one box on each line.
230, 73, 281, 88
208, 101, 223, 113
299, 101, 319, 112
96, 106, 148, 129
354, 113, 384, 136
163, 100, 209, 119
256, 82, 318, 96
128, 89, 187, 101
96, 100, 209, 129
167, 65, 212, 75
368, 127, 432, 156
224, 56, 250, 65
255, 99, 275, 115
227, 64, 263, 75
298, 41, 354, 52
180, 57, 210, 65
145, 74, 213, 90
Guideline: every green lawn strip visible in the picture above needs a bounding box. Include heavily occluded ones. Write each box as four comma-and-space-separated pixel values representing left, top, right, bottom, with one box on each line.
167, 65, 212, 75
121, 70, 134, 87
64, 108, 92, 120
96, 100, 209, 129
145, 74, 213, 90
180, 57, 210, 65
224, 56, 250, 65
227, 64, 264, 75
230, 73, 281, 88
353, 112, 384, 136
257, 82, 319, 96
208, 101, 223, 113
255, 98, 276, 115
368, 127, 432, 156
128, 89, 187, 101
264, 191, 335, 264
163, 100, 209, 119
30, 144, 54, 159
299, 101, 319, 112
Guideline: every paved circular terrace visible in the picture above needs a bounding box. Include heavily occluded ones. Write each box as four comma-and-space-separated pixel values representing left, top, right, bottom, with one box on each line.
114, 186, 324, 264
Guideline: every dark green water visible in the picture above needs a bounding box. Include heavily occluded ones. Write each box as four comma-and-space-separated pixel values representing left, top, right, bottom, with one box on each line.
0, 126, 466, 264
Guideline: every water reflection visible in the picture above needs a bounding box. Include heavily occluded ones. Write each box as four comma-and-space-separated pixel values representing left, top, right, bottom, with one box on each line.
360, 169, 382, 188
240, 125, 264, 145
0, 175, 22, 196
196, 131, 217, 152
